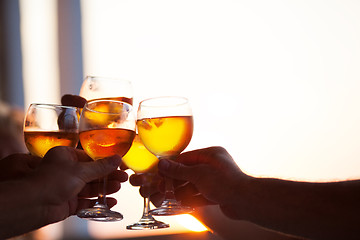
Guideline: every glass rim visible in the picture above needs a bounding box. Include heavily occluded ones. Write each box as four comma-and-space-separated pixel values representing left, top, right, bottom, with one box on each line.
139, 96, 189, 108
84, 99, 133, 114
29, 103, 79, 110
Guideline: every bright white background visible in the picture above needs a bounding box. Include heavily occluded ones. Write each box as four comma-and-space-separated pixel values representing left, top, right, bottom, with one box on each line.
81, 0, 360, 181
19, 0, 360, 238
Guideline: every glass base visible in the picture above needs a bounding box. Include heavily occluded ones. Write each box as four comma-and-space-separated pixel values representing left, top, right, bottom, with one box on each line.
149, 199, 194, 216
127, 216, 169, 230
77, 207, 123, 222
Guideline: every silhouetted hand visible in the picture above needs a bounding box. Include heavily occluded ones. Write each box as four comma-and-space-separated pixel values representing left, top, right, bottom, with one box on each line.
0, 153, 41, 181
0, 146, 128, 239
35, 146, 127, 221
130, 147, 247, 208
157, 147, 246, 207
61, 94, 87, 108
129, 172, 164, 206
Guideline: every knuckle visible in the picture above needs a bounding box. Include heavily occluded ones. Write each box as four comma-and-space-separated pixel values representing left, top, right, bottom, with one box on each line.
97, 159, 108, 172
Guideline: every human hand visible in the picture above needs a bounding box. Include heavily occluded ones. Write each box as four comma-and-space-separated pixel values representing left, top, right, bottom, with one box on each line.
157, 147, 247, 208
61, 94, 87, 108
0, 153, 41, 181
28, 146, 127, 224
129, 172, 164, 206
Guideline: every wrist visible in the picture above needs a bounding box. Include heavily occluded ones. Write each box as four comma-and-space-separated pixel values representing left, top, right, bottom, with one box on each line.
24, 172, 50, 225
219, 173, 255, 220
0, 177, 46, 238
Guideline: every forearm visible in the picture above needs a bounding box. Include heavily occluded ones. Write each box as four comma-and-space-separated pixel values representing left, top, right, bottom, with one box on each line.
220, 176, 360, 240
0, 179, 46, 239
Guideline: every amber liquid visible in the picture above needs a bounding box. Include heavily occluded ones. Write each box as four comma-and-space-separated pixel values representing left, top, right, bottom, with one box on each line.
81, 98, 133, 128
80, 128, 135, 160
89, 96, 133, 105
78, 97, 132, 115
122, 135, 159, 173
78, 97, 132, 121
24, 131, 79, 157
137, 116, 193, 157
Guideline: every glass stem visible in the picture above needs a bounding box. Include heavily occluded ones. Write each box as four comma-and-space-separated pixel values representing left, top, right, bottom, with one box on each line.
95, 176, 108, 208
142, 197, 152, 218
139, 173, 156, 220
164, 176, 176, 200
159, 156, 177, 201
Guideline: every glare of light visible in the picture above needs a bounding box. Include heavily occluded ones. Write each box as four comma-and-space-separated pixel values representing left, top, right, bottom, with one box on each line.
175, 214, 208, 232
19, 0, 61, 110
82, 0, 360, 239
33, 222, 63, 240
87, 180, 200, 239
79, 0, 360, 183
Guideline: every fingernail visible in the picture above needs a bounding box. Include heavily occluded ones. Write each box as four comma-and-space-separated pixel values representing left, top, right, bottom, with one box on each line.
158, 159, 170, 171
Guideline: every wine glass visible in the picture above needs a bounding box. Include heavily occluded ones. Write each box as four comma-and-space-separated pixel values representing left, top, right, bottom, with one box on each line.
137, 96, 194, 216
122, 135, 170, 229
23, 103, 79, 157
76, 99, 136, 221
79, 76, 133, 105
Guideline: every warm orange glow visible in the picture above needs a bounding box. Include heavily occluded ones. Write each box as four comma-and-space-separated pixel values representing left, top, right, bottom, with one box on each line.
175, 214, 208, 232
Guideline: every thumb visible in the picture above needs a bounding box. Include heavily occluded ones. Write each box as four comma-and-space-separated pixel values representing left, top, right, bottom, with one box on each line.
158, 159, 203, 184
79, 155, 121, 183
61, 94, 87, 108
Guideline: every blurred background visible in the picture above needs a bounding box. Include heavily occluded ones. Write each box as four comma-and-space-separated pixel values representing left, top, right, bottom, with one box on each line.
1, 0, 360, 239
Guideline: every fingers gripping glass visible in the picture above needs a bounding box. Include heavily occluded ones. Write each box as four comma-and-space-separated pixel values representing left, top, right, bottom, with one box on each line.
77, 100, 136, 221
137, 96, 194, 216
